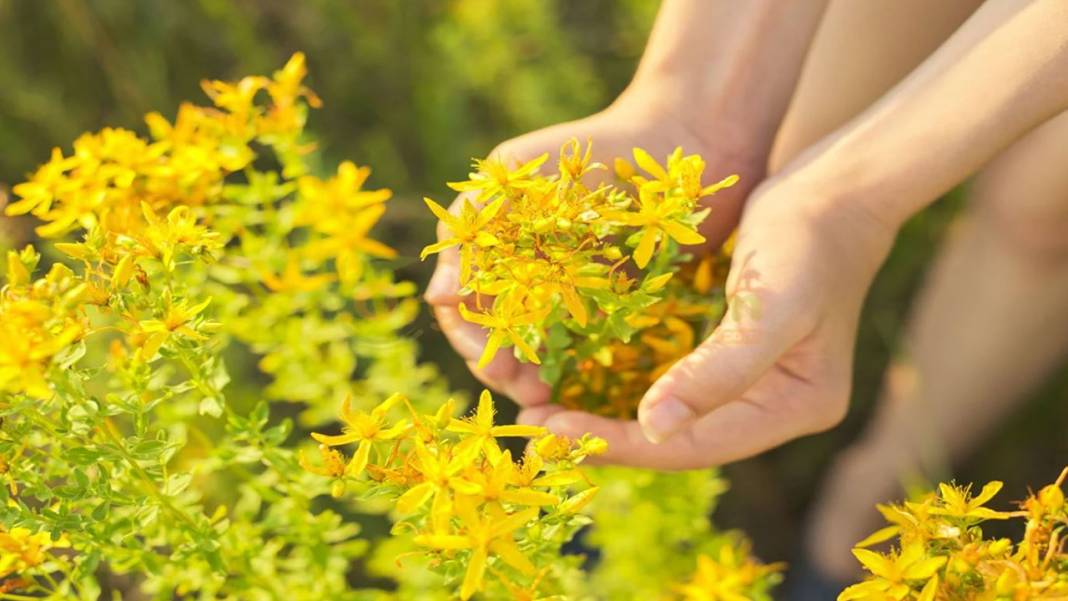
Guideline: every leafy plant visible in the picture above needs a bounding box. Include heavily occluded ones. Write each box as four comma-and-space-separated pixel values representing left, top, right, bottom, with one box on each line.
0, 52, 446, 600
840, 467, 1068, 601
0, 53, 776, 601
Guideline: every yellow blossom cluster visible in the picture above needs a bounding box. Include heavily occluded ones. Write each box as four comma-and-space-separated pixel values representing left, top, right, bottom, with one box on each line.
4, 50, 391, 288
0, 526, 70, 593
0, 52, 398, 400
674, 540, 784, 601
840, 467, 1068, 600
422, 140, 736, 416
302, 389, 605, 600
6, 53, 318, 239
0, 53, 453, 599
0, 246, 88, 399
555, 248, 731, 417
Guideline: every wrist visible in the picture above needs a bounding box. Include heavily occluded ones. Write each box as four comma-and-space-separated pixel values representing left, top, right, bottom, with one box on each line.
750, 172, 900, 274
609, 76, 773, 173
787, 139, 922, 233
620, 0, 829, 164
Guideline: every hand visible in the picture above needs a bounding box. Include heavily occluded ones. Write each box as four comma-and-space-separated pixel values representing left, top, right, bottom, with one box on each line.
424, 91, 765, 410
525, 181, 897, 469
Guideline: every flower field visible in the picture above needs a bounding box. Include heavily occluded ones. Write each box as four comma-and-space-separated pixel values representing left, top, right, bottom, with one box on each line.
1, 4, 1066, 598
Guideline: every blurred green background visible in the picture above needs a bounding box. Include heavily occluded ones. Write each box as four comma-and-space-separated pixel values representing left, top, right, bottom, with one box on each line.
1, 0, 1064, 571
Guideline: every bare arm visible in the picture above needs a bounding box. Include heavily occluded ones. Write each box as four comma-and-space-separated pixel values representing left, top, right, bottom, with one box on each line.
625, 0, 830, 158
426, 0, 830, 408
787, 0, 1068, 226
542, 0, 1068, 467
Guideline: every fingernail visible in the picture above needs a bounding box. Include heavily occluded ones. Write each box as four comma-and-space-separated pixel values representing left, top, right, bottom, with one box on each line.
425, 262, 458, 303
638, 396, 695, 444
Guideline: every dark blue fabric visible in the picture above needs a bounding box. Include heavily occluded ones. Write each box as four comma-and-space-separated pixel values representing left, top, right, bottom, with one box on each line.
780, 556, 850, 601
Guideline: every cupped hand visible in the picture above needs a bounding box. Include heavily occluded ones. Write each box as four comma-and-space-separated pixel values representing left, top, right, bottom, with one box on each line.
523, 182, 898, 469
424, 92, 764, 411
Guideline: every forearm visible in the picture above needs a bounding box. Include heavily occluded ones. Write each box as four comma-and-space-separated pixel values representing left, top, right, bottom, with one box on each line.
622, 0, 830, 158
786, 0, 1068, 227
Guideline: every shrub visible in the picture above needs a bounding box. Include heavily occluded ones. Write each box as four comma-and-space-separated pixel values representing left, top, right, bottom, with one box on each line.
840, 468, 1068, 601
0, 54, 776, 600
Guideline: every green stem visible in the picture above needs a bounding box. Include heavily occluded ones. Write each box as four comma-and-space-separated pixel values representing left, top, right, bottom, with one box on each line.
97, 420, 203, 533
0, 593, 48, 601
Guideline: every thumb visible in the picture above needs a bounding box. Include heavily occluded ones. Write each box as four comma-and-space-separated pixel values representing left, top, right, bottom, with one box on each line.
636, 297, 798, 443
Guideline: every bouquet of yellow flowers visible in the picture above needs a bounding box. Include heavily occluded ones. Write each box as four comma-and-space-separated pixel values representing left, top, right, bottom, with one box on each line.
422, 139, 737, 418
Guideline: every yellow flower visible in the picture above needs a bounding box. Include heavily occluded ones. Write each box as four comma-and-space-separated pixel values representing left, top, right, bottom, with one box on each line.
0, 527, 70, 581
297, 161, 392, 226
462, 449, 559, 507
414, 498, 539, 601
544, 259, 612, 328
839, 543, 946, 601
0, 259, 85, 399
693, 253, 716, 295
136, 202, 222, 269
136, 292, 214, 359
557, 487, 599, 515
630, 147, 738, 201
5, 148, 79, 222
0, 308, 82, 399
260, 255, 336, 293
604, 184, 706, 269
395, 439, 480, 531
557, 138, 604, 183
262, 52, 322, 134
299, 166, 396, 284
298, 444, 348, 479
5, 247, 34, 287
931, 481, 1012, 522
310, 393, 410, 477
201, 74, 269, 122
145, 101, 253, 173
532, 434, 574, 462
457, 297, 549, 368
447, 153, 548, 199
601, 147, 739, 268
675, 542, 784, 601
419, 196, 505, 282
865, 496, 956, 547
1024, 467, 1066, 522
447, 390, 546, 462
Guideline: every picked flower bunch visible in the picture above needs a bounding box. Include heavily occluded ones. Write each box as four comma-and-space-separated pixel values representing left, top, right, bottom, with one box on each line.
422, 139, 738, 417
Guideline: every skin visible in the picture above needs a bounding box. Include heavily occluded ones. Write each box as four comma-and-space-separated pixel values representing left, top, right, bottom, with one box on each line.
769, 0, 1068, 580
428, 0, 1068, 534
427, 0, 1068, 584
804, 110, 1068, 580
425, 0, 830, 409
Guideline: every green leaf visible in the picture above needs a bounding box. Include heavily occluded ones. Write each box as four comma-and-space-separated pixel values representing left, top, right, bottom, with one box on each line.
199, 395, 224, 417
